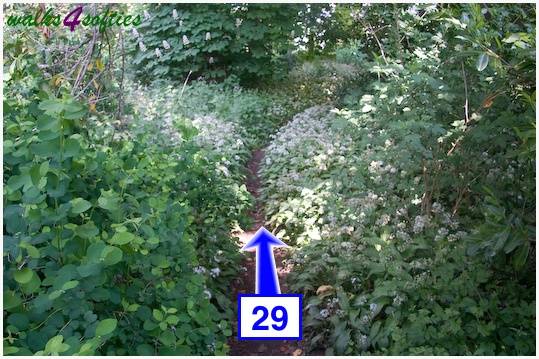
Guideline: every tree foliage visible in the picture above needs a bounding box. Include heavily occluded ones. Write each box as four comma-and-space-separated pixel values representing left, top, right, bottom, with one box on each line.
131, 3, 300, 83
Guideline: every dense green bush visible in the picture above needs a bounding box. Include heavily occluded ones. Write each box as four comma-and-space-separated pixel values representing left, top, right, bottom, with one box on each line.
131, 4, 300, 84
3, 28, 252, 356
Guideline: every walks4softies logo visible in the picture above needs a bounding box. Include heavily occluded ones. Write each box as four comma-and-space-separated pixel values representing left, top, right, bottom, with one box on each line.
5, 5, 141, 32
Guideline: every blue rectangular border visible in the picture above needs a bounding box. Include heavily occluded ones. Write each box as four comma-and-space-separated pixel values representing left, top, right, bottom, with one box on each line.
237, 293, 303, 341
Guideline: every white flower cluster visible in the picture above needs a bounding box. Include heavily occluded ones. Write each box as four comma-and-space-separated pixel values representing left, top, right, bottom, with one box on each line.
126, 82, 248, 174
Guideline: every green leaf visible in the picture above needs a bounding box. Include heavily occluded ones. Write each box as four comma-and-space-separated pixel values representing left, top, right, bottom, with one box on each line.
64, 138, 81, 157
76, 221, 99, 239
476, 53, 489, 71
502, 33, 521, 44
77, 263, 102, 277
4, 290, 22, 310
8, 313, 30, 330
70, 198, 92, 214
166, 315, 180, 325
62, 280, 79, 290
21, 243, 40, 258
21, 272, 41, 294
49, 290, 63, 300
98, 189, 121, 211
153, 309, 164, 321
30, 139, 61, 157
513, 240, 530, 269
30, 162, 48, 187
95, 318, 118, 337
6, 174, 30, 192
335, 328, 351, 354
39, 99, 64, 115
14, 268, 33, 284
109, 232, 135, 245
44, 335, 70, 354
159, 331, 176, 346
102, 246, 123, 266
136, 344, 154, 355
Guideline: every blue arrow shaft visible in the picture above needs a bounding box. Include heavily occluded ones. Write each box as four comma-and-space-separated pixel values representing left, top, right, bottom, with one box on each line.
255, 244, 280, 295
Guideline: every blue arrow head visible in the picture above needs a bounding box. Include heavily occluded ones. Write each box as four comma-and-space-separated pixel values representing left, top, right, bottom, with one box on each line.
241, 227, 287, 294
241, 227, 287, 251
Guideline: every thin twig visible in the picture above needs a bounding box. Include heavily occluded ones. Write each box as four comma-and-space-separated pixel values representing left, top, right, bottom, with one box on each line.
360, 20, 388, 65
461, 61, 469, 125
117, 28, 126, 121
179, 70, 193, 101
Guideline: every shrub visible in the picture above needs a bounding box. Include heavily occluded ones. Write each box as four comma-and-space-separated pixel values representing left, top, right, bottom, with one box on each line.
3, 31, 251, 356
130, 4, 300, 84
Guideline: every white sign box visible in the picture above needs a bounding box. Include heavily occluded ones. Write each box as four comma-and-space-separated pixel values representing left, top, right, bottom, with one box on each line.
238, 294, 303, 340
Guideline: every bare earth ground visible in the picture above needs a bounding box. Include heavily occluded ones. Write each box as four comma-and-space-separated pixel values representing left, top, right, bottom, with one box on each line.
229, 149, 304, 356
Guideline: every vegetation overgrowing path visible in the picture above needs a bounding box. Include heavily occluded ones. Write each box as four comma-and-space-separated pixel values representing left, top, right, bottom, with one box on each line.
229, 149, 304, 356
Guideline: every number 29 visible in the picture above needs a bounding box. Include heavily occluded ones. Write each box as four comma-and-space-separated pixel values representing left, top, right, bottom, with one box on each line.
252, 305, 288, 331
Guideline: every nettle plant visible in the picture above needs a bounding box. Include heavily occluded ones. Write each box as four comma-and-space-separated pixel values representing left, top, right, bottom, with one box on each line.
4, 39, 245, 356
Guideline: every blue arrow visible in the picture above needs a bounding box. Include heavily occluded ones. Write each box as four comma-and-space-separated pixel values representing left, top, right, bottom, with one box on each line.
241, 227, 287, 295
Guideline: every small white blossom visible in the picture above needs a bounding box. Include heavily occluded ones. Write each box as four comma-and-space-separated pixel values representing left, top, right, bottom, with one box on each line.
162, 40, 170, 49
356, 295, 367, 305
376, 214, 391, 226
172, 9, 178, 20
205, 32, 211, 41
413, 215, 428, 233
182, 35, 190, 45
358, 334, 369, 349
320, 309, 330, 318
193, 266, 206, 274
210, 267, 221, 277
138, 41, 147, 52
431, 202, 443, 214
155, 48, 162, 57
434, 227, 448, 241
143, 10, 151, 20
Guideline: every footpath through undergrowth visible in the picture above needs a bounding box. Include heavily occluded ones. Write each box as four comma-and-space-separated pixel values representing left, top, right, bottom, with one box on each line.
228, 149, 304, 356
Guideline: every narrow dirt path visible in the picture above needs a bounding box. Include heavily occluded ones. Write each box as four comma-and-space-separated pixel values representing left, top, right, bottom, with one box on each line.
229, 149, 304, 356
